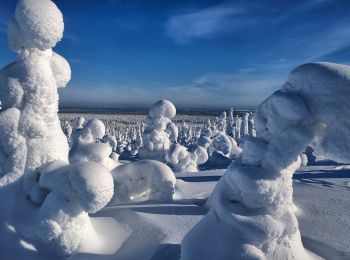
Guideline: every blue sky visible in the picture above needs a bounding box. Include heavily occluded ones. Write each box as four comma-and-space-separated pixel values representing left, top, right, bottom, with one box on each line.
0, 0, 350, 108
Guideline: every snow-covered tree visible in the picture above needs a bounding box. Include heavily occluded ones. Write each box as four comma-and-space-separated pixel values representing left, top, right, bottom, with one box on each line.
241, 112, 249, 137
0, 1, 117, 256
165, 144, 208, 172
62, 120, 72, 143
227, 108, 235, 138
217, 111, 227, 133
234, 115, 242, 141
181, 62, 350, 260
139, 100, 178, 161
70, 119, 118, 170
248, 112, 256, 137
33, 160, 114, 257
131, 127, 143, 156
0, 0, 71, 195
197, 119, 212, 148
178, 122, 190, 146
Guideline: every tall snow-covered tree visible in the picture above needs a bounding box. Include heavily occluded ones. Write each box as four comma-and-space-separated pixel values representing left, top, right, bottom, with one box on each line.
139, 100, 178, 161
227, 108, 235, 138
181, 62, 350, 260
217, 111, 227, 133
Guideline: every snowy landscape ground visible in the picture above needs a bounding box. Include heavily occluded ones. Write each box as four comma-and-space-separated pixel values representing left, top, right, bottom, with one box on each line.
2, 0, 350, 259
1, 160, 349, 260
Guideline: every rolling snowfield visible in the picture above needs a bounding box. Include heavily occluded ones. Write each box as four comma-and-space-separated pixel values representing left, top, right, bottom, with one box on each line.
1, 162, 349, 260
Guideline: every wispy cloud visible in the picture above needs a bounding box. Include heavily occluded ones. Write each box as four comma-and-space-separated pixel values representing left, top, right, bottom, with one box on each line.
164, 71, 283, 106
165, 3, 248, 44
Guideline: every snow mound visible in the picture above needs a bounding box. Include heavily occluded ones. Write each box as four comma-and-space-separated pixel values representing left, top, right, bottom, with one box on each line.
110, 160, 176, 204
69, 162, 114, 213
26, 161, 114, 257
181, 62, 350, 260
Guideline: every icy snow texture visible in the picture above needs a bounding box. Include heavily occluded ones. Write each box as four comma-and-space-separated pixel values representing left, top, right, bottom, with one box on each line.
30, 161, 114, 256
181, 62, 350, 260
165, 144, 208, 172
139, 100, 178, 161
0, 0, 70, 193
110, 160, 176, 204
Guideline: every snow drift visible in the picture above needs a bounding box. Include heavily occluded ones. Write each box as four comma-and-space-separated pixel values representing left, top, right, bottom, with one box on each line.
181, 62, 350, 260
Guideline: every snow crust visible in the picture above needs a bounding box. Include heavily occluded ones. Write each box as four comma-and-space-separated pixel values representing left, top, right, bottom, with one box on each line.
181, 62, 350, 260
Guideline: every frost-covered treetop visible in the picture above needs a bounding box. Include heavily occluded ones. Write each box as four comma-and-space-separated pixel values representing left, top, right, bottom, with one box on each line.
82, 119, 106, 140
285, 62, 350, 121
256, 62, 350, 163
8, 0, 64, 52
148, 100, 176, 119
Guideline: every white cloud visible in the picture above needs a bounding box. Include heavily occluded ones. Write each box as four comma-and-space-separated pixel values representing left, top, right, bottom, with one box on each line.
165, 4, 247, 44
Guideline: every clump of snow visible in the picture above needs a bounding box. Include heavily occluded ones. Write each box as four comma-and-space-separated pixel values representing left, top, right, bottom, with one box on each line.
76, 116, 85, 129
181, 62, 350, 260
8, 0, 64, 52
139, 100, 178, 161
110, 160, 176, 204
300, 153, 308, 167
198, 123, 242, 168
28, 161, 114, 257
83, 119, 106, 141
165, 144, 208, 172
102, 134, 118, 152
